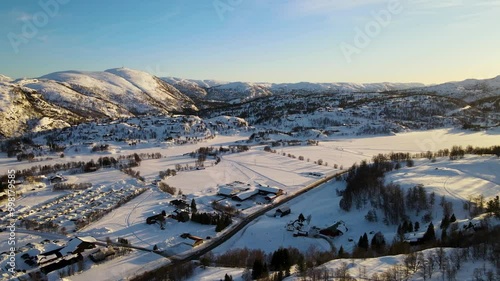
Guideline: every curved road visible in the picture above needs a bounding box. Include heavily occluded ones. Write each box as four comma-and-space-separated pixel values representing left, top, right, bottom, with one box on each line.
130, 169, 347, 279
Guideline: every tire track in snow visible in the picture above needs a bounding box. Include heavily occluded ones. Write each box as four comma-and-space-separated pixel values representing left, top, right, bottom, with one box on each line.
126, 189, 155, 247
224, 157, 286, 187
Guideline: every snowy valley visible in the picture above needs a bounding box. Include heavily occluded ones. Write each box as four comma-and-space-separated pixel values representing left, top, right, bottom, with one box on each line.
0, 69, 499, 281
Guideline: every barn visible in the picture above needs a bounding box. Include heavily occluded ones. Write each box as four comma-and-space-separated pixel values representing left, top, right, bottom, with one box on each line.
40, 253, 83, 274
257, 185, 282, 195
59, 236, 97, 255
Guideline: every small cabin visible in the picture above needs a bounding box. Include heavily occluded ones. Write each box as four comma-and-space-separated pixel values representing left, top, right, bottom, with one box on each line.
171, 210, 190, 222
170, 199, 189, 210
49, 175, 65, 184
275, 206, 291, 217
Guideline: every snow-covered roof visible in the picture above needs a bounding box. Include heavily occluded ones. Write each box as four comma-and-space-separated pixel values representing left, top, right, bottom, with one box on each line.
258, 185, 280, 194
403, 232, 425, 242
234, 189, 259, 201
77, 236, 97, 243
276, 206, 290, 213
218, 186, 235, 196
37, 254, 59, 264
60, 236, 96, 255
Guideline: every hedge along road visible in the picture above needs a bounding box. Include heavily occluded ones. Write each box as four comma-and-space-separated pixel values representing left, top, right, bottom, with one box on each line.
129, 169, 348, 280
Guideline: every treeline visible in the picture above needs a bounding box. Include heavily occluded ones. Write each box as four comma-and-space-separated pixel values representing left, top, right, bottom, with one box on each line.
121, 168, 145, 182
199, 246, 335, 281
413, 145, 500, 160
190, 145, 250, 158
190, 212, 232, 232
159, 169, 176, 179
370, 145, 500, 162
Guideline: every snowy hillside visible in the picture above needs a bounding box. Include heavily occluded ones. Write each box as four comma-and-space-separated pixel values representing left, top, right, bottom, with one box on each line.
407, 75, 500, 102
203, 91, 497, 136
0, 68, 197, 137
38, 68, 197, 114
0, 82, 84, 138
163, 76, 425, 103
0, 74, 12, 82
206, 82, 274, 103
162, 77, 209, 99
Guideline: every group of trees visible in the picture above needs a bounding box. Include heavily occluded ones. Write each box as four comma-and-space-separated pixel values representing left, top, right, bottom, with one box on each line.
121, 168, 144, 182
486, 196, 500, 218
158, 182, 177, 195
159, 169, 177, 179
199, 246, 335, 281
91, 144, 110, 152
190, 212, 232, 232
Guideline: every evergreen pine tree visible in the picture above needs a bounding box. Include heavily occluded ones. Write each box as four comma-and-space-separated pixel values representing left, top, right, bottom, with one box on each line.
191, 198, 197, 213
440, 214, 450, 230
362, 233, 369, 249
423, 222, 436, 242
338, 246, 345, 258
252, 259, 264, 279
450, 213, 456, 222
298, 213, 305, 222
441, 228, 448, 243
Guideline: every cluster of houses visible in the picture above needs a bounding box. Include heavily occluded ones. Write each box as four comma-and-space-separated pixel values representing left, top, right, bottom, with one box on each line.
3, 235, 123, 278
10, 185, 145, 232
5, 236, 98, 276
217, 181, 284, 202
37, 236, 96, 274
145, 199, 193, 229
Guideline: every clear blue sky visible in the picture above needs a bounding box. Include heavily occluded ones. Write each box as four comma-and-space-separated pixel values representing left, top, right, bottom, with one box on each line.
1, 0, 499, 84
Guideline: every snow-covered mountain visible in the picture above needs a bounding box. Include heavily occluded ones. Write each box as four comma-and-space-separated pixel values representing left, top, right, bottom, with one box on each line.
162, 77, 425, 103
0, 68, 197, 138
206, 82, 274, 103
162, 77, 210, 99
406, 75, 500, 102
2, 67, 499, 138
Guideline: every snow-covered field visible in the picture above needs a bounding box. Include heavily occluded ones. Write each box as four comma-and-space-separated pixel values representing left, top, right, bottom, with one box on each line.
164, 149, 333, 195
1, 128, 498, 280
281, 128, 500, 170
215, 155, 499, 254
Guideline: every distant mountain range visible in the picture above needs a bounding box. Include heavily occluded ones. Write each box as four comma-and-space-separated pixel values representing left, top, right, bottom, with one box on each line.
162, 77, 426, 103
0, 67, 499, 138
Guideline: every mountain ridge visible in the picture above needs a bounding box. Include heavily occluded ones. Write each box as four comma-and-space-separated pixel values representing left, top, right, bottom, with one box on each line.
1, 67, 499, 138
